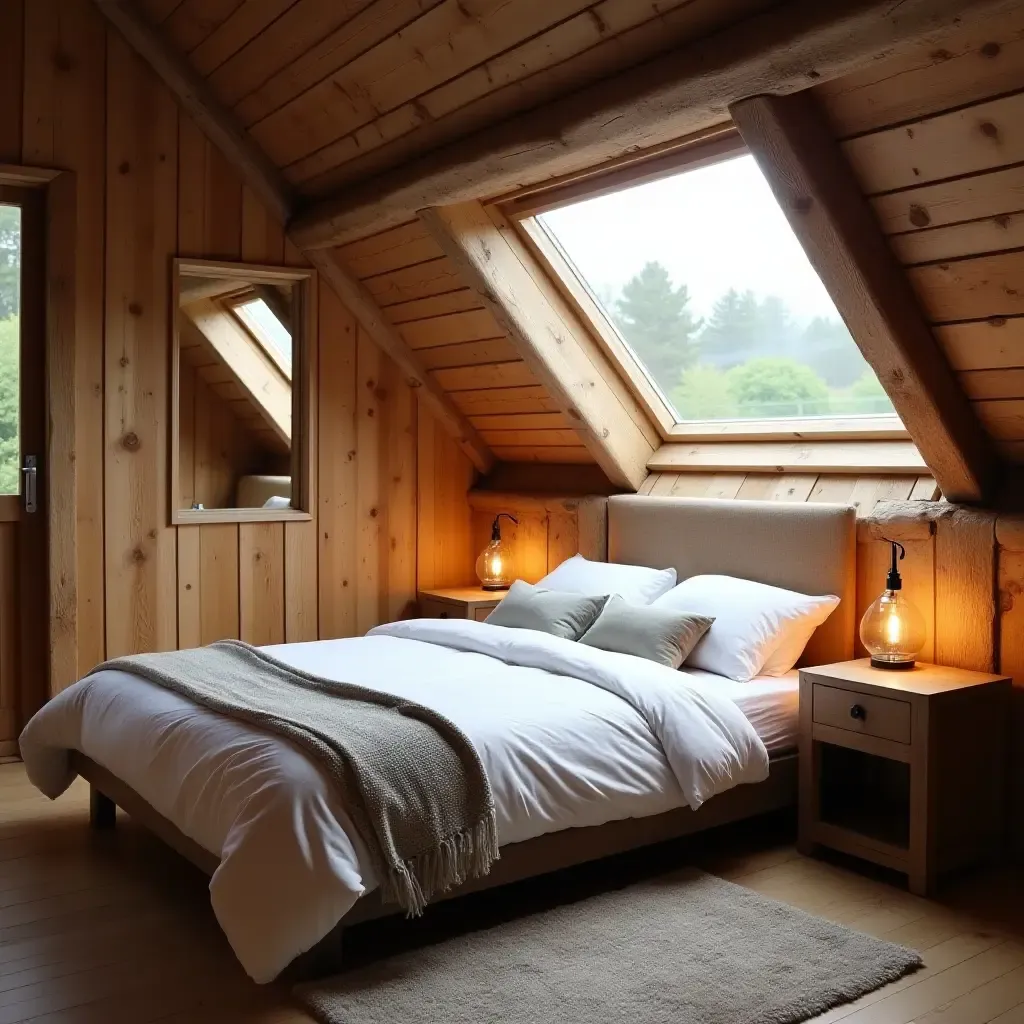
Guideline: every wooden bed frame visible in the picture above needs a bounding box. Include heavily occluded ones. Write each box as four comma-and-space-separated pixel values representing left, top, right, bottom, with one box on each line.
73, 749, 797, 967
68, 496, 855, 972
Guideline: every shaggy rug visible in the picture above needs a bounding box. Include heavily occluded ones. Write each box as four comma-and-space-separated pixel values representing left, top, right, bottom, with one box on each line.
295, 867, 922, 1024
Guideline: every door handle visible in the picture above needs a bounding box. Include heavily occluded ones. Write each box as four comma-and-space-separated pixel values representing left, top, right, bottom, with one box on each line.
22, 455, 37, 514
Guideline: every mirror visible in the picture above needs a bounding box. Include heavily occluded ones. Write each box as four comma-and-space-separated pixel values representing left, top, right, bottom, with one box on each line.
171, 259, 312, 523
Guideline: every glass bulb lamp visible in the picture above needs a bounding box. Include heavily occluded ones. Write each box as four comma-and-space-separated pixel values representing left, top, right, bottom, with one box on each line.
859, 540, 926, 670
476, 513, 518, 591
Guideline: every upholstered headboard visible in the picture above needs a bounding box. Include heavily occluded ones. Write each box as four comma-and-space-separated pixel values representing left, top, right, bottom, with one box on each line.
607, 495, 857, 667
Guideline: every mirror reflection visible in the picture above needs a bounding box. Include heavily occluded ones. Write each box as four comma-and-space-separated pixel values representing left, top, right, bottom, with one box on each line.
176, 267, 296, 512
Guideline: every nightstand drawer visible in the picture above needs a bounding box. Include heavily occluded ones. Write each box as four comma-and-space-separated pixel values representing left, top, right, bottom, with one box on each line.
420, 598, 457, 620
812, 683, 911, 744
473, 606, 493, 622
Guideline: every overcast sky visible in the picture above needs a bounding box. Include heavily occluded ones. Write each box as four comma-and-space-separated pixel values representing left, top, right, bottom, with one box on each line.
540, 153, 842, 326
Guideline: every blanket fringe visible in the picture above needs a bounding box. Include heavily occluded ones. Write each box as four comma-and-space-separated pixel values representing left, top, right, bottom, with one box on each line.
381, 811, 500, 916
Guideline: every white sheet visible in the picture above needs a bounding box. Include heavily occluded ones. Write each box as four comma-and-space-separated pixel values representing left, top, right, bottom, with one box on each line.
683, 670, 799, 756
20, 620, 769, 983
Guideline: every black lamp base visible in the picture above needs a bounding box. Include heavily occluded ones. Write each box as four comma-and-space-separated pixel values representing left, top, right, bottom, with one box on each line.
481, 583, 511, 592
870, 657, 915, 671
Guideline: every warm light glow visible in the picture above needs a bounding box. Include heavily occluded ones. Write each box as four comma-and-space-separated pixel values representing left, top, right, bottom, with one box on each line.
490, 555, 503, 576
884, 608, 903, 646
476, 535, 516, 591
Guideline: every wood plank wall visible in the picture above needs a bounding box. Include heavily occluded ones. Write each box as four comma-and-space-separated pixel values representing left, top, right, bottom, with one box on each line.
137, 0, 781, 198
815, 8, 1024, 464
330, 222, 594, 465
2, 0, 480, 680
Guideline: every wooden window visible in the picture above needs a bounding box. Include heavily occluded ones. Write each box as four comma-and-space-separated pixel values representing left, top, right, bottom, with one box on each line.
504, 130, 907, 443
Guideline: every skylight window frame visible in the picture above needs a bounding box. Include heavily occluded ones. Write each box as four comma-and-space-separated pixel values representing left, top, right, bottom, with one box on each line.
500, 128, 907, 444
223, 289, 293, 381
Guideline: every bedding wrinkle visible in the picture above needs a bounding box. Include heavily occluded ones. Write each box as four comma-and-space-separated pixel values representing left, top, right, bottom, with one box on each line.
20, 624, 771, 983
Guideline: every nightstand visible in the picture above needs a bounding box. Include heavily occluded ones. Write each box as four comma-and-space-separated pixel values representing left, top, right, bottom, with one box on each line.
798, 659, 1010, 896
417, 587, 503, 622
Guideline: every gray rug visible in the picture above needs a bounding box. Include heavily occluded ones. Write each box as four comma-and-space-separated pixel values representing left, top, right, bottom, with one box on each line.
295, 868, 922, 1024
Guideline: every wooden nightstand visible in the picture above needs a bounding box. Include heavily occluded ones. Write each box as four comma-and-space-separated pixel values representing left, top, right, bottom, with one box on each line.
417, 587, 503, 622
798, 659, 1010, 896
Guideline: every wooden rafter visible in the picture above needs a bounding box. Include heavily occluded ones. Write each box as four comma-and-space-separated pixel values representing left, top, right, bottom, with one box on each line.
730, 91, 1000, 504
92, 0, 493, 474
420, 202, 656, 490
290, 0, 1023, 249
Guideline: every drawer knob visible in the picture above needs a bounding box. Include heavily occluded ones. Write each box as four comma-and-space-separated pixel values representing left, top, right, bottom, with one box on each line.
849, 704, 866, 721
439, 611, 448, 619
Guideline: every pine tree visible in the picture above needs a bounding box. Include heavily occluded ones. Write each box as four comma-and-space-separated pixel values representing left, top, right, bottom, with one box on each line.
614, 261, 703, 394
699, 288, 763, 367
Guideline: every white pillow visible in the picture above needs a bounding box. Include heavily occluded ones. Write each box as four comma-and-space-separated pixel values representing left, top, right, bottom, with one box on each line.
653, 574, 840, 681
537, 554, 676, 605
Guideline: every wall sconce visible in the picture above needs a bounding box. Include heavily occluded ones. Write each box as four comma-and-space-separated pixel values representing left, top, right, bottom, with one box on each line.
476, 513, 518, 591
859, 540, 926, 670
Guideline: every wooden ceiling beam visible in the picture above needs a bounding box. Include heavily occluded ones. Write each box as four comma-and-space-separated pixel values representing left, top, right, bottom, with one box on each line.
729, 91, 1001, 504
420, 202, 656, 491
290, 0, 1022, 249
93, 0, 493, 474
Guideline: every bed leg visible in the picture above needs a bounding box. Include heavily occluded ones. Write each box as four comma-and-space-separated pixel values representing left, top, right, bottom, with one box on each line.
89, 785, 116, 829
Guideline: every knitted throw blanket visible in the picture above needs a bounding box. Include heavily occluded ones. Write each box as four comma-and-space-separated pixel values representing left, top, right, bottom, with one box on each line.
90, 640, 498, 914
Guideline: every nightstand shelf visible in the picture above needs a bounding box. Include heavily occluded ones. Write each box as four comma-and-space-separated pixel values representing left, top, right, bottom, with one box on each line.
798, 659, 1010, 896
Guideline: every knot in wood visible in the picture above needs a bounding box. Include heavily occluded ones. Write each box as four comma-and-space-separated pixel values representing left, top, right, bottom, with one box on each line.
980, 121, 1000, 139
118, 161, 130, 175
908, 205, 931, 228
128, 302, 143, 317
131, 547, 146, 565
981, 42, 1001, 57
791, 196, 813, 215
52, 49, 73, 72
988, 317, 1008, 327
122, 432, 141, 451
369, 507, 379, 518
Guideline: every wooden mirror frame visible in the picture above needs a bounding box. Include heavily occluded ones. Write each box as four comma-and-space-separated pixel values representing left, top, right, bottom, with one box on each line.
170, 257, 315, 525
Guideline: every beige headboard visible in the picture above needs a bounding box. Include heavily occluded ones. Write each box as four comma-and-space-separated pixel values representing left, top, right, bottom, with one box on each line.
608, 495, 856, 667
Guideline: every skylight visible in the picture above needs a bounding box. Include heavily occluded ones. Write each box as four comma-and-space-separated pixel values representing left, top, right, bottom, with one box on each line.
534, 151, 896, 426
231, 296, 292, 376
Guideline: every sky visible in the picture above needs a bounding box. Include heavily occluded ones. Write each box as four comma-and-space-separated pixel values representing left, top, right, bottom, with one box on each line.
539, 153, 842, 326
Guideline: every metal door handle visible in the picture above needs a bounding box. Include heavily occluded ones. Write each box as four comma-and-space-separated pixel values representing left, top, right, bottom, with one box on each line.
22, 455, 37, 514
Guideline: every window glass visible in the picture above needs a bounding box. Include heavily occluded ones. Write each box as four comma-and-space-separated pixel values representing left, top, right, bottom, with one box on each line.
537, 153, 895, 423
0, 204, 19, 493
233, 296, 292, 375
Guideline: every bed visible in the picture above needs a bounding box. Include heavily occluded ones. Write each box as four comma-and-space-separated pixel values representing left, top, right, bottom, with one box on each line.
21, 495, 856, 982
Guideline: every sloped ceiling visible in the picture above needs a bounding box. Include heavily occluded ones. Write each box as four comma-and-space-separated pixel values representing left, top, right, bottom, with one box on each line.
138, 0, 783, 200
102, 0, 1024, 499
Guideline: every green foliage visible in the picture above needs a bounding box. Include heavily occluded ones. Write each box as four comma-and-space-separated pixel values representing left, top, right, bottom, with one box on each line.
850, 370, 887, 399
0, 206, 20, 320
672, 365, 736, 420
0, 317, 19, 494
727, 357, 830, 417
614, 261, 703, 394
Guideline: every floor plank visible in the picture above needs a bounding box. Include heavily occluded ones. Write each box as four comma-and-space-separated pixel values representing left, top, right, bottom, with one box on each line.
0, 762, 1021, 1023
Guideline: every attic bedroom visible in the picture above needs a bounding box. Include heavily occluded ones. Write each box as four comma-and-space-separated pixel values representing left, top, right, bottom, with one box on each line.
2, 0, 1024, 1021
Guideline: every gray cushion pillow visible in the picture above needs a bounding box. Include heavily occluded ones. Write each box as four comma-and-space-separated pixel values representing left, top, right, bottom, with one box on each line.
485, 580, 607, 640
579, 594, 715, 669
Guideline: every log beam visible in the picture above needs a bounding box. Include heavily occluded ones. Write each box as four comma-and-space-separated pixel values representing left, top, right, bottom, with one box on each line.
421, 203, 656, 490
290, 0, 1022, 249
730, 91, 1001, 504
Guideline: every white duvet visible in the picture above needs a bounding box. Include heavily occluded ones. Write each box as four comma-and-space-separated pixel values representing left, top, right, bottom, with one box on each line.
20, 619, 769, 982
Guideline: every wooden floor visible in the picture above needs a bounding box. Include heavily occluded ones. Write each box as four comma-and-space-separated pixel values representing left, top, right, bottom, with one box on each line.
2, 762, 1023, 1024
